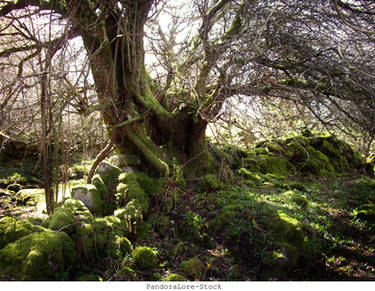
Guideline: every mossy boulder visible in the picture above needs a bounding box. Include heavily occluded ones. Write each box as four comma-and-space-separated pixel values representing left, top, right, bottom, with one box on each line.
72, 217, 113, 261
272, 211, 305, 249
0, 216, 45, 249
195, 174, 225, 193
302, 146, 335, 177
258, 155, 295, 176
71, 184, 102, 215
107, 235, 133, 259
181, 257, 204, 280
237, 168, 261, 185
132, 246, 158, 270
117, 172, 149, 213
92, 174, 116, 215
354, 204, 375, 223
0, 230, 76, 280
94, 161, 122, 187
118, 266, 138, 280
63, 198, 93, 221
166, 273, 187, 281
43, 207, 75, 234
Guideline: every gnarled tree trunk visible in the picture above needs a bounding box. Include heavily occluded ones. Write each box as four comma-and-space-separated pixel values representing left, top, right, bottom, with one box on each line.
70, 0, 213, 176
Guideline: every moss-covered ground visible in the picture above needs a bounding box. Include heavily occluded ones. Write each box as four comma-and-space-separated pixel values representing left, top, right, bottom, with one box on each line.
1, 132, 375, 281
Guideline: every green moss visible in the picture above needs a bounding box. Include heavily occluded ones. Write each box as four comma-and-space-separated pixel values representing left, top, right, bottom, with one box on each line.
282, 190, 308, 208
354, 204, 375, 223
257, 155, 294, 176
0, 230, 76, 280
94, 161, 122, 186
237, 168, 261, 185
132, 246, 158, 270
104, 215, 128, 237
288, 181, 308, 192
166, 273, 187, 281
43, 207, 75, 234
196, 174, 225, 193
117, 172, 149, 213
136, 172, 164, 196
181, 257, 204, 280
0, 217, 45, 249
107, 235, 133, 259
172, 241, 187, 257
254, 147, 268, 155
71, 184, 103, 215
302, 146, 335, 177
63, 198, 93, 221
118, 266, 138, 280
273, 211, 305, 249
76, 274, 100, 281
266, 142, 284, 154
92, 174, 109, 198
177, 211, 209, 246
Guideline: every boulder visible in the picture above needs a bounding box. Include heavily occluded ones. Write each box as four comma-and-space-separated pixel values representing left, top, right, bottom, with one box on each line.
0, 216, 45, 249
71, 184, 102, 215
43, 207, 75, 234
0, 230, 76, 280
132, 246, 158, 270
94, 161, 122, 187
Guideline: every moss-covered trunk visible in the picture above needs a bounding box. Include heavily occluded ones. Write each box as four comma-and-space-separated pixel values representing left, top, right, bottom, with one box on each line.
71, 1, 213, 177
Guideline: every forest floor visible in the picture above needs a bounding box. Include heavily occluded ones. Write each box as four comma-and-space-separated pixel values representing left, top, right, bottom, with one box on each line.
1, 154, 375, 281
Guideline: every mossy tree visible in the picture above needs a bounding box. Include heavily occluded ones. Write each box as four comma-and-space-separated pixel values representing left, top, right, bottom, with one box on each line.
1, 0, 375, 178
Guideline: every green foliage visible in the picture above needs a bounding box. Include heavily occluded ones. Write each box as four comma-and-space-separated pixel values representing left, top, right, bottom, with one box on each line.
180, 257, 204, 280
132, 246, 159, 270
166, 273, 187, 281
177, 211, 211, 247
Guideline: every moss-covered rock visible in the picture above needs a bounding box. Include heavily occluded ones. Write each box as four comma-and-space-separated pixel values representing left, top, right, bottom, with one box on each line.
91, 174, 116, 215
43, 207, 75, 234
273, 211, 305, 249
0, 216, 45, 249
195, 174, 225, 193
132, 246, 158, 270
118, 266, 138, 280
107, 235, 133, 259
303, 146, 335, 177
166, 273, 187, 281
181, 257, 204, 280
63, 198, 93, 221
117, 172, 149, 213
94, 161, 122, 187
70, 216, 113, 261
0, 230, 76, 280
71, 184, 102, 215
258, 154, 295, 176
237, 168, 261, 185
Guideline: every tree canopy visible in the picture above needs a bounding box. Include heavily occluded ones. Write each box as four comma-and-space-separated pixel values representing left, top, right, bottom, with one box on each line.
1, 0, 375, 177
